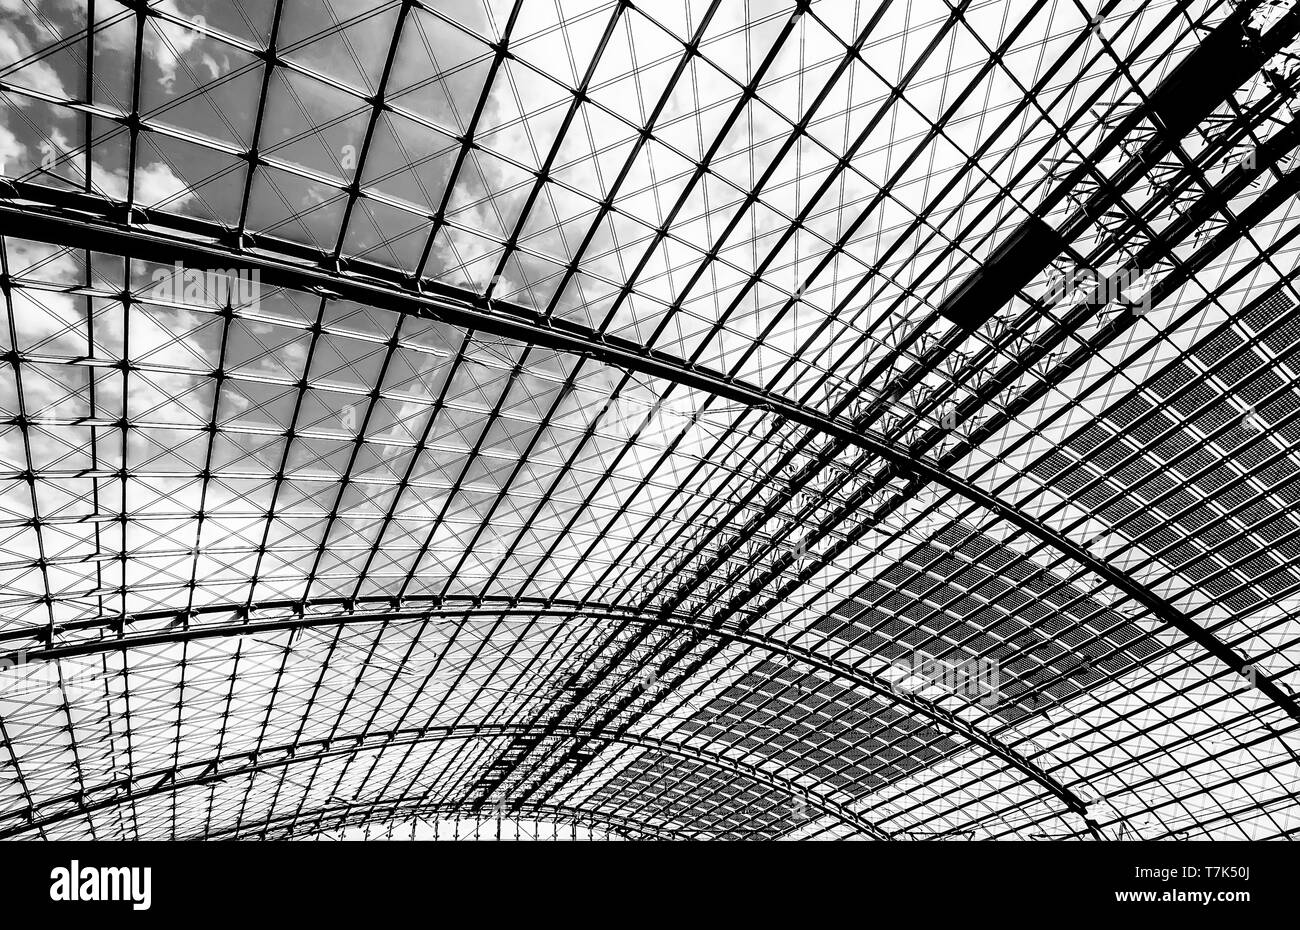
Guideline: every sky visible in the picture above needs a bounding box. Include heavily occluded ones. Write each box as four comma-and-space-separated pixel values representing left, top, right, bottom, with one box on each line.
0, 0, 1297, 841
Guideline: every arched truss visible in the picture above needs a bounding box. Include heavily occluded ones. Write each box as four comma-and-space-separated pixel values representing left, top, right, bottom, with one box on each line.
221, 798, 686, 841
1, 0, 1300, 842
5, 192, 1299, 731
0, 593, 1100, 828
0, 721, 889, 840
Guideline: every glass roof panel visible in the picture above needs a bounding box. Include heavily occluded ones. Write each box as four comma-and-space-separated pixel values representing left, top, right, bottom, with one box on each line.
0, 0, 1298, 841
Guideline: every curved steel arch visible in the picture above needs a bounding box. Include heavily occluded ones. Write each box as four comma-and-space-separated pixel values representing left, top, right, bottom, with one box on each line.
2, 191, 1295, 732
215, 798, 685, 841
0, 721, 889, 840
1, 592, 1096, 825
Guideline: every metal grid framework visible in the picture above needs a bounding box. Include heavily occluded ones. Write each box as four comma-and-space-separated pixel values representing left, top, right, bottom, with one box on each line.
0, 0, 1298, 841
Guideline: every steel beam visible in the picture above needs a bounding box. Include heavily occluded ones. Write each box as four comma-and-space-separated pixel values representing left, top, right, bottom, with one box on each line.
216, 798, 684, 841
0, 183, 1294, 742
0, 721, 890, 840
0, 592, 1094, 826
0, 199, 1287, 725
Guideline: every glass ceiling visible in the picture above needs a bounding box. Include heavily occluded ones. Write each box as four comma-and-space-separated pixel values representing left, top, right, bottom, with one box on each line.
0, 0, 1298, 840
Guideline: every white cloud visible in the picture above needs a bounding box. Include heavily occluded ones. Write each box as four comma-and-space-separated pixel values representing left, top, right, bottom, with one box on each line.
200, 51, 225, 81
134, 159, 197, 206
89, 160, 128, 200
148, 10, 204, 93
87, 158, 196, 208
13, 0, 213, 95
0, 118, 24, 175
0, 15, 70, 100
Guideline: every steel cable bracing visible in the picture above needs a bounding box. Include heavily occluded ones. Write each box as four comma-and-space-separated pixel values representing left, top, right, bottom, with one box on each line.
1, 0, 1299, 841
